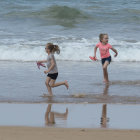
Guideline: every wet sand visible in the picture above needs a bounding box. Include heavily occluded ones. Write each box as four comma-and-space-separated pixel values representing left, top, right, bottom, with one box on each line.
0, 103, 140, 129
1, 103, 140, 140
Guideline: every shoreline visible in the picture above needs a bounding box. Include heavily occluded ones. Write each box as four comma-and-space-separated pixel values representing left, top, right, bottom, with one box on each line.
1, 93, 140, 104
0, 126, 140, 140
1, 101, 140, 105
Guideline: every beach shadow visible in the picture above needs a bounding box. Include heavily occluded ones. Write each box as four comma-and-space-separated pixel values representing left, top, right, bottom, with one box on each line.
100, 104, 109, 128
45, 104, 68, 126
100, 85, 110, 128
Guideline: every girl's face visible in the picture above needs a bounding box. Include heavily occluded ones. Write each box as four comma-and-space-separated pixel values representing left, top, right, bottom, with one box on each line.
45, 45, 50, 54
102, 35, 108, 44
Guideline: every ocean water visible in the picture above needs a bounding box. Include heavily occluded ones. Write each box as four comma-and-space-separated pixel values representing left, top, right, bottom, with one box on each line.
0, 0, 140, 62
0, 61, 140, 103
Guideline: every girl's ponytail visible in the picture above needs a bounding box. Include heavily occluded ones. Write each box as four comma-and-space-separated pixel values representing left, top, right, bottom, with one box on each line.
53, 45, 60, 54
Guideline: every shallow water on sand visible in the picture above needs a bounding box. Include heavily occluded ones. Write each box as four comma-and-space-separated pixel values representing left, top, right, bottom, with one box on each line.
0, 103, 140, 129
0, 61, 140, 104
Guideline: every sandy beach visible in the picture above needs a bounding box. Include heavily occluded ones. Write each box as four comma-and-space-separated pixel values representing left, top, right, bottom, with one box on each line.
0, 126, 140, 140
1, 0, 140, 139
0, 61, 140, 139
0, 103, 140, 140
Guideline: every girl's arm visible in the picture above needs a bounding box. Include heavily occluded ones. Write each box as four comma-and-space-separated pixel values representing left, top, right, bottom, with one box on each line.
44, 58, 55, 74
94, 46, 98, 58
110, 48, 118, 57
37, 60, 47, 63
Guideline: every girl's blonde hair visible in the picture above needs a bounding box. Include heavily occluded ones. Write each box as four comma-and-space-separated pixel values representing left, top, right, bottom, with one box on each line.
99, 33, 108, 42
46, 43, 60, 54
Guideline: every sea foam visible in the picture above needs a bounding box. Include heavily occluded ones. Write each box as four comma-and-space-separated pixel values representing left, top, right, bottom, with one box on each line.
0, 36, 140, 62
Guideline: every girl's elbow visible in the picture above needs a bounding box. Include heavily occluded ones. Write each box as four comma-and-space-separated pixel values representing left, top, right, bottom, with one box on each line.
94, 46, 98, 49
51, 63, 55, 68
115, 49, 118, 54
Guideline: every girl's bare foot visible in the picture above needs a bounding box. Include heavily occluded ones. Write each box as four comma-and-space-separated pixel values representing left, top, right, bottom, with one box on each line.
103, 80, 109, 84
42, 94, 53, 97
65, 81, 69, 89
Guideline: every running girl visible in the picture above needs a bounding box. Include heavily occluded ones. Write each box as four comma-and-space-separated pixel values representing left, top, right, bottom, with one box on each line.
37, 43, 69, 96
94, 34, 118, 83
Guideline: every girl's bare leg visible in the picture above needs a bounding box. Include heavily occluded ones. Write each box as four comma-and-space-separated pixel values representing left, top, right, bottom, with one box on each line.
50, 80, 69, 89
102, 61, 109, 83
45, 77, 53, 96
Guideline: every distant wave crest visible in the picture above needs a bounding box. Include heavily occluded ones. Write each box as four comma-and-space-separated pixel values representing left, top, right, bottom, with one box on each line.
4, 5, 90, 27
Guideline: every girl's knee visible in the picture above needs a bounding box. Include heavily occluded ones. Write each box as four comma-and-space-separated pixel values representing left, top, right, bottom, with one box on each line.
49, 83, 55, 88
45, 81, 49, 86
103, 66, 107, 70
103, 61, 109, 69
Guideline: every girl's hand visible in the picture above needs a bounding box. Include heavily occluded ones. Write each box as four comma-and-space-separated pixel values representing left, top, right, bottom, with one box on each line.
37, 61, 41, 64
94, 56, 97, 59
114, 53, 118, 57
111, 48, 118, 57
93, 56, 98, 61
44, 70, 49, 74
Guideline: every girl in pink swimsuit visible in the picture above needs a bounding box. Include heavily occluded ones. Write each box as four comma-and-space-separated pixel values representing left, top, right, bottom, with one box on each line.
94, 34, 118, 84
